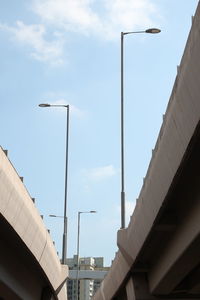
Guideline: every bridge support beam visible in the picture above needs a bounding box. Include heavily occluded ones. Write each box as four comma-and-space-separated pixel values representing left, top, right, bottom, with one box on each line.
41, 287, 54, 300
126, 274, 158, 300
124, 274, 196, 300
148, 189, 200, 295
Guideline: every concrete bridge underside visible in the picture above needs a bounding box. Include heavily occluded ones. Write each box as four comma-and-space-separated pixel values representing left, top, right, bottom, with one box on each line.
0, 214, 55, 300
0, 145, 68, 299
115, 122, 200, 300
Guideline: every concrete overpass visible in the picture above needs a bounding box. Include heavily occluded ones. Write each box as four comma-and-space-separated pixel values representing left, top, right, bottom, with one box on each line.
93, 1, 200, 299
0, 147, 68, 299
69, 270, 108, 280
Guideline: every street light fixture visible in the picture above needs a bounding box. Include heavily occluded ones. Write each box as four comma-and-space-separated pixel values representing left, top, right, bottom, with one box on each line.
120, 28, 161, 229
38, 103, 51, 107
76, 210, 97, 300
39, 103, 70, 265
49, 214, 64, 218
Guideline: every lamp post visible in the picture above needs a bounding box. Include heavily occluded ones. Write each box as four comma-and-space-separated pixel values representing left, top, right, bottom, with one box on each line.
39, 103, 69, 264
120, 28, 161, 229
76, 210, 97, 300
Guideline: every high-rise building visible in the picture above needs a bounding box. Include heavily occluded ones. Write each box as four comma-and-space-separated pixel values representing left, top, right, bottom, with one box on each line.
66, 255, 109, 300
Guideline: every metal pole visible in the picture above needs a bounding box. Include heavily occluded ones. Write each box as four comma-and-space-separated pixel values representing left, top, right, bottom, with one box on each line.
62, 105, 69, 264
76, 212, 81, 300
120, 29, 160, 229
121, 32, 125, 229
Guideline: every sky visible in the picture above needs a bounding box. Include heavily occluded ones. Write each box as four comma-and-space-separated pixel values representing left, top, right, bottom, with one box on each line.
0, 0, 199, 266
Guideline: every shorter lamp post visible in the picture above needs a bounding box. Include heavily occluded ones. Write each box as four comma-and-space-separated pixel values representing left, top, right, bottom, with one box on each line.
39, 103, 69, 264
76, 211, 97, 300
49, 214, 67, 260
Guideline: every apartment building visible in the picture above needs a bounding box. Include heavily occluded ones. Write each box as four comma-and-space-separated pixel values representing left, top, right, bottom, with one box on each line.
66, 256, 109, 300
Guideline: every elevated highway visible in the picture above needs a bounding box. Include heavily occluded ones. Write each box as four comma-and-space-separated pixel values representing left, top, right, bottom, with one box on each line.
69, 270, 107, 280
93, 1, 200, 299
0, 147, 68, 299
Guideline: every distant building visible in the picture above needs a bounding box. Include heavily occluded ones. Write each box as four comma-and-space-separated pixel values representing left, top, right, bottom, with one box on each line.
66, 255, 109, 300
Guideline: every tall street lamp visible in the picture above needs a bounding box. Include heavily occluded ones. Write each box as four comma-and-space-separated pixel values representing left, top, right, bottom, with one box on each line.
39, 103, 70, 264
120, 28, 161, 229
76, 210, 97, 300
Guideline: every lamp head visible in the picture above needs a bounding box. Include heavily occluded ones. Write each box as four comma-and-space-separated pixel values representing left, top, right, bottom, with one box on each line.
90, 210, 97, 213
39, 103, 51, 107
145, 28, 161, 34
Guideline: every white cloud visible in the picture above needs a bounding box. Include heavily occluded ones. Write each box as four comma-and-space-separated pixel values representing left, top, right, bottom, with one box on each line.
103, 0, 158, 38
32, 0, 102, 35
117, 200, 136, 225
0, 0, 161, 65
83, 165, 118, 181
0, 21, 65, 66
126, 200, 135, 219
32, 0, 160, 39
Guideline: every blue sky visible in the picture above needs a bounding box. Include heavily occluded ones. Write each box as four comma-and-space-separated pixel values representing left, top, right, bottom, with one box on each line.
0, 0, 198, 266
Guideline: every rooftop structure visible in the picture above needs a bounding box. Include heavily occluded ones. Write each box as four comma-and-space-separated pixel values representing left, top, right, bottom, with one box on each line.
67, 255, 109, 300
